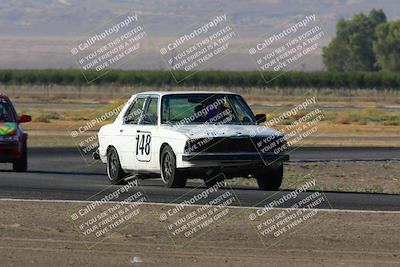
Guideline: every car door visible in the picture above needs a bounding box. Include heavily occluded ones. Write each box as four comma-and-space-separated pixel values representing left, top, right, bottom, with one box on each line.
117, 96, 147, 170
135, 95, 160, 172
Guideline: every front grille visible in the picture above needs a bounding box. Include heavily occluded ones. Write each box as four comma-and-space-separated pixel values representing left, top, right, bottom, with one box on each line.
184, 136, 287, 154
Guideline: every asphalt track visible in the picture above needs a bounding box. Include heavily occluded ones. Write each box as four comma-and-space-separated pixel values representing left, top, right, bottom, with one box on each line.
0, 147, 399, 211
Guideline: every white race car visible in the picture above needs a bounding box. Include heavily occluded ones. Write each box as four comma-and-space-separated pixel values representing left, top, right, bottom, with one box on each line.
95, 91, 289, 190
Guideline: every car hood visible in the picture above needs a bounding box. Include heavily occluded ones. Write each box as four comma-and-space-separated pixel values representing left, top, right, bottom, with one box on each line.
167, 124, 283, 139
0, 122, 17, 136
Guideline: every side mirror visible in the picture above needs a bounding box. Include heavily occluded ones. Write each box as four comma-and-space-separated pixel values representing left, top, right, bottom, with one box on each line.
18, 114, 31, 123
255, 114, 266, 123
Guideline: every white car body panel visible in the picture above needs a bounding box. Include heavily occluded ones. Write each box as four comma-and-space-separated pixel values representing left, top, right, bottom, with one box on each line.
97, 91, 287, 175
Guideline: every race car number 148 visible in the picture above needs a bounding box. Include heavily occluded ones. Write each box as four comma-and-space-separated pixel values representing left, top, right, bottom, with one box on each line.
136, 131, 151, 161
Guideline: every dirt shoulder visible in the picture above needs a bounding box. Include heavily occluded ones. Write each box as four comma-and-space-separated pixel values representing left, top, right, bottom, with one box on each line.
228, 161, 400, 194
0, 200, 399, 266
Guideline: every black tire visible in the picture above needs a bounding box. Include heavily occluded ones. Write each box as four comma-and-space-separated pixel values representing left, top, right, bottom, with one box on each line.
203, 171, 225, 188
13, 143, 27, 172
107, 147, 128, 185
160, 146, 187, 188
255, 164, 283, 191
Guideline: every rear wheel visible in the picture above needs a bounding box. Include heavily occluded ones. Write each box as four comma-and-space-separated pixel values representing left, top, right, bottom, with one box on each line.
13, 143, 27, 172
161, 146, 187, 188
107, 147, 128, 185
255, 164, 283, 191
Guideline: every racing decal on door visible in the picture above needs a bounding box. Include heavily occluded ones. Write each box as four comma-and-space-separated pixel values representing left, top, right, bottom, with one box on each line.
136, 130, 152, 162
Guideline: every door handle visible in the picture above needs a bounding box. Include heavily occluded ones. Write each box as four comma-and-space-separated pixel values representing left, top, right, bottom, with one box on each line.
120, 129, 123, 133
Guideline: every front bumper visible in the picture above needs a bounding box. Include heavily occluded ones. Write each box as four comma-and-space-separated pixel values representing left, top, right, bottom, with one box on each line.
182, 152, 289, 162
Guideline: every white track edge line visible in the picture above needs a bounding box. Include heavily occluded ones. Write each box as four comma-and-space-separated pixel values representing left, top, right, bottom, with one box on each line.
0, 198, 399, 214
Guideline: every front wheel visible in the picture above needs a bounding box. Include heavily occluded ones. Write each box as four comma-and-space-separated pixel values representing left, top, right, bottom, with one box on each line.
161, 146, 187, 188
255, 164, 283, 191
107, 147, 128, 185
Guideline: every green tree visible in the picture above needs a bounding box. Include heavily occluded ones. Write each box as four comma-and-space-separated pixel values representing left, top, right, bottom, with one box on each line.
322, 19, 351, 71
373, 21, 400, 71
369, 9, 387, 29
323, 9, 387, 71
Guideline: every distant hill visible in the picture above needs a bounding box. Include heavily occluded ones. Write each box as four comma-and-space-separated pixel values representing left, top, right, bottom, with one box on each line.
0, 0, 399, 70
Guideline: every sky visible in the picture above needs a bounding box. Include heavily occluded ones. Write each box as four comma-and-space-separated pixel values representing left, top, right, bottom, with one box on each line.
0, 0, 398, 70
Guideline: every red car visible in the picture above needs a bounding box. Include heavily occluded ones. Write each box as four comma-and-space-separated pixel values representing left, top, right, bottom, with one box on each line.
0, 93, 31, 172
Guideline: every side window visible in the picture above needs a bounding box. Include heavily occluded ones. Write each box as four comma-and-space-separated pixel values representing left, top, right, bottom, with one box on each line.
231, 100, 247, 122
141, 97, 159, 125
124, 97, 146, 124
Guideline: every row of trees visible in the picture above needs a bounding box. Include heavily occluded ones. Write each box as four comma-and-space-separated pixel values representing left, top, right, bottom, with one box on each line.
323, 9, 400, 72
1, 69, 400, 89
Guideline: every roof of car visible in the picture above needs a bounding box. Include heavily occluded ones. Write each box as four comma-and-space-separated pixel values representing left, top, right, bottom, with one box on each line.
136, 91, 239, 97
138, 91, 237, 96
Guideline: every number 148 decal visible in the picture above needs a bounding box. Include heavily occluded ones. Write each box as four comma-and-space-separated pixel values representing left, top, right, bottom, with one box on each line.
136, 131, 151, 161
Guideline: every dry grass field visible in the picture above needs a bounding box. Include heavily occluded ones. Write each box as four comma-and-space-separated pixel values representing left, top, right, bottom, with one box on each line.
1, 85, 398, 147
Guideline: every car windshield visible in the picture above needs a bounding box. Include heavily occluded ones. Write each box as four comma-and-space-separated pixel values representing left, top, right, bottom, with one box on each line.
0, 99, 16, 122
161, 94, 257, 125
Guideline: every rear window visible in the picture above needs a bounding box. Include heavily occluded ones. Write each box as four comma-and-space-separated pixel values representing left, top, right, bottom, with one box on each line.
0, 99, 16, 122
